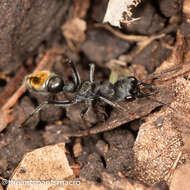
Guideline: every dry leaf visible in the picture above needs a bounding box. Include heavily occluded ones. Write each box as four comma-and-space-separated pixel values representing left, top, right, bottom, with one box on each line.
7, 143, 73, 190
62, 18, 87, 51
133, 110, 184, 184
133, 69, 190, 185
103, 0, 141, 27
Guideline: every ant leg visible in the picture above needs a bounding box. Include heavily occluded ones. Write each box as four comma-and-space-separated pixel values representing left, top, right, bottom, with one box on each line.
89, 64, 95, 82
22, 101, 49, 126
99, 96, 126, 111
81, 107, 89, 117
143, 66, 180, 81
22, 99, 78, 126
80, 101, 92, 129
67, 59, 81, 86
47, 99, 78, 107
138, 82, 158, 91
81, 101, 91, 117
138, 82, 158, 97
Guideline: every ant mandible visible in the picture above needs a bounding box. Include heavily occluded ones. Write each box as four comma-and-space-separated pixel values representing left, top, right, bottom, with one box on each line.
22, 60, 180, 127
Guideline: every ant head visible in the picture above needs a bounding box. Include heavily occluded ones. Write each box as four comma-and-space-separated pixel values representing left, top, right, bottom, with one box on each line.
127, 76, 139, 95
114, 76, 139, 100
25, 71, 64, 94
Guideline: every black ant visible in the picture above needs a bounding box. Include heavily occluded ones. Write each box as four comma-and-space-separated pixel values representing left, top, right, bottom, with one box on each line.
22, 60, 181, 131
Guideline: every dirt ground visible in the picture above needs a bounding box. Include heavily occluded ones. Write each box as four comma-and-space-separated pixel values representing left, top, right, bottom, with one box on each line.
0, 0, 190, 190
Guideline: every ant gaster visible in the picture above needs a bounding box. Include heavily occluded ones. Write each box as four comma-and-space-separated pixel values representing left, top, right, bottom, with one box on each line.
23, 60, 180, 127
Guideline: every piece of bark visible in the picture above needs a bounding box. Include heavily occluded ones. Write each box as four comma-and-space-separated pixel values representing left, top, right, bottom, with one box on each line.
0, 0, 71, 72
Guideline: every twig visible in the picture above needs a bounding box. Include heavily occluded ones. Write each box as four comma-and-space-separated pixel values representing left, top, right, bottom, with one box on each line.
94, 23, 165, 61
0, 66, 27, 108
94, 23, 165, 42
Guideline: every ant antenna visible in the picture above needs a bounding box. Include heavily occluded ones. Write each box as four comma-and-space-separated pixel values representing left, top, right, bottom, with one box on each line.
142, 66, 181, 82
140, 92, 183, 119
137, 68, 184, 119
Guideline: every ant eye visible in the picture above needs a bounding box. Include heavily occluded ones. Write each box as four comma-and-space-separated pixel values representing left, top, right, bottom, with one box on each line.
47, 75, 64, 93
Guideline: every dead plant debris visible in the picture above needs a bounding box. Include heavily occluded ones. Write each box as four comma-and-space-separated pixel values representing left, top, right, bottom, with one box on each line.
0, 1, 190, 190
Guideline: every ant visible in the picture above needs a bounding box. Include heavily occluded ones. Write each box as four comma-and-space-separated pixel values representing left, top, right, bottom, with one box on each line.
22, 60, 181, 132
